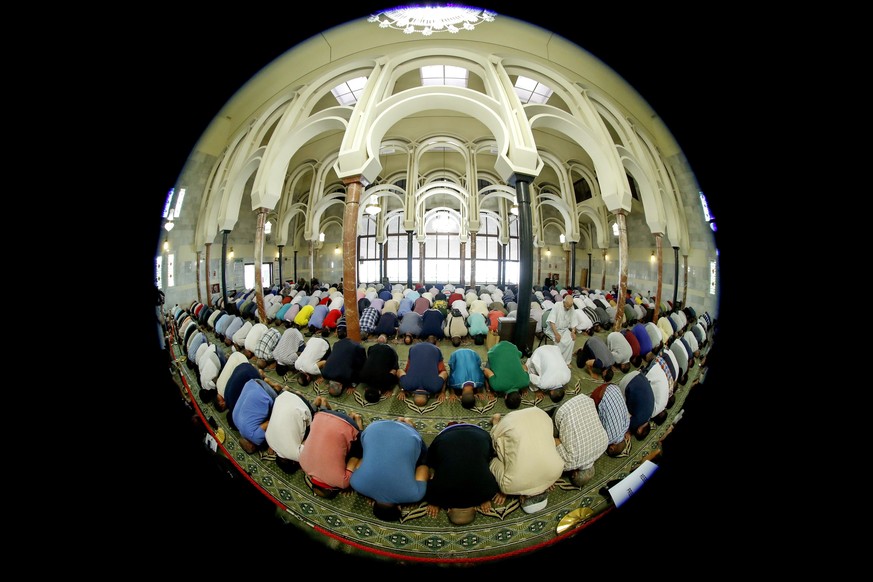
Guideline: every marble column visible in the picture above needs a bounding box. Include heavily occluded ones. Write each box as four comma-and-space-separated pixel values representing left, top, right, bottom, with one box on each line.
254, 207, 268, 323
600, 249, 606, 291
220, 230, 230, 311
195, 250, 203, 305
512, 174, 535, 355
470, 232, 477, 288
459, 241, 466, 287
613, 210, 629, 331
309, 240, 316, 281
653, 233, 664, 323
342, 176, 365, 341
682, 254, 689, 308
419, 241, 425, 287
204, 243, 212, 307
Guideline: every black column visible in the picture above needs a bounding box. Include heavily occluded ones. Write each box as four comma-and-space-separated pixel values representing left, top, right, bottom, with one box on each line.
672, 246, 680, 309
277, 245, 284, 286
571, 242, 577, 289
511, 174, 535, 355
220, 229, 230, 310
293, 250, 298, 281
587, 253, 592, 287
406, 230, 413, 289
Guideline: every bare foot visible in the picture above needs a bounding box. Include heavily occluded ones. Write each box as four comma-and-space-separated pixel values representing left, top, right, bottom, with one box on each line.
490, 413, 501, 427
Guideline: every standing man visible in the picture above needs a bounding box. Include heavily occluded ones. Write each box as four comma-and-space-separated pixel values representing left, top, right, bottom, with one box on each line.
545, 294, 578, 364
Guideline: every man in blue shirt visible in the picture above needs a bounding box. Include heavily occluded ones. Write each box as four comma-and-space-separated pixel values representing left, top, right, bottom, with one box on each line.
447, 348, 486, 409
349, 418, 429, 522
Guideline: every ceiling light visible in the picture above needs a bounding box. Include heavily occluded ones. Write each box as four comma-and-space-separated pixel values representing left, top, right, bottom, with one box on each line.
510, 204, 518, 216
164, 219, 175, 232
365, 202, 381, 215
368, 6, 496, 36
559, 233, 566, 244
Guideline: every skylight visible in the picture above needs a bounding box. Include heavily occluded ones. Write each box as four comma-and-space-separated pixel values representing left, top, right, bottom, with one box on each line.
514, 75, 553, 104
420, 65, 468, 87
331, 76, 368, 106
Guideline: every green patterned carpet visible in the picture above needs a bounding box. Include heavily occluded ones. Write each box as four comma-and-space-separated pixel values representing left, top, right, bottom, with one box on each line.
170, 323, 703, 565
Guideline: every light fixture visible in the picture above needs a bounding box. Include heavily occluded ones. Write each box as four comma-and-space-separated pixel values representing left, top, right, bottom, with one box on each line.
510, 203, 518, 216
368, 5, 496, 36
228, 247, 234, 259
334, 245, 341, 255
559, 233, 566, 244
164, 218, 175, 232
545, 248, 551, 257
319, 232, 325, 242
163, 238, 169, 252
365, 201, 381, 215
650, 250, 657, 262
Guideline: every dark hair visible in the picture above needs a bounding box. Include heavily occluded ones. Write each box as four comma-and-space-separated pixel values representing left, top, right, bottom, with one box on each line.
451, 336, 461, 347
548, 387, 565, 403
373, 502, 401, 522
364, 387, 382, 404
275, 456, 300, 474
602, 367, 614, 382
321, 328, 331, 337
474, 334, 485, 345
200, 388, 216, 403
634, 421, 651, 440
461, 392, 476, 409
275, 363, 289, 376
312, 484, 339, 499
298, 373, 311, 387
337, 328, 347, 339
505, 390, 522, 409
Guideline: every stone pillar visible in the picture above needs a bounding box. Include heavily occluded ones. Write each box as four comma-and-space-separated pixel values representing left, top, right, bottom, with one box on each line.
600, 249, 607, 291
536, 247, 542, 287
254, 207, 268, 323
293, 250, 298, 282
278, 245, 285, 287
309, 240, 316, 281
587, 252, 592, 288
379, 242, 384, 283
564, 248, 570, 289
419, 240, 425, 287
613, 210, 629, 331
470, 232, 477, 288
342, 176, 366, 341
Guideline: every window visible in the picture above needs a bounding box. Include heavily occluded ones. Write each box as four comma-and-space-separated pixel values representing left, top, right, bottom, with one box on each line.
513, 75, 553, 104
166, 254, 175, 287
420, 65, 468, 87
245, 263, 273, 290
155, 256, 163, 288
331, 76, 368, 106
